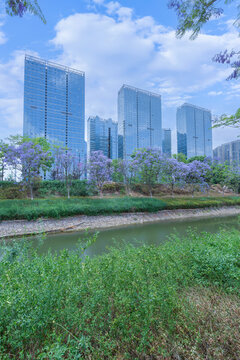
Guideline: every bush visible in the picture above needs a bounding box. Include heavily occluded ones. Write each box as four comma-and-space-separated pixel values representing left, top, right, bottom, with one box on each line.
102, 182, 125, 193
0, 186, 27, 199
0, 229, 239, 358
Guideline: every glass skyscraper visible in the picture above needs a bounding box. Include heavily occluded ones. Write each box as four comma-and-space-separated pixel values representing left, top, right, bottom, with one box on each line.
87, 116, 118, 159
118, 85, 162, 159
177, 103, 212, 159
23, 55, 86, 161
162, 128, 172, 157
213, 140, 240, 166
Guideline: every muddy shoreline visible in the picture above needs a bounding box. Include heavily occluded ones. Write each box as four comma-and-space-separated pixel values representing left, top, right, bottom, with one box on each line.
0, 206, 240, 239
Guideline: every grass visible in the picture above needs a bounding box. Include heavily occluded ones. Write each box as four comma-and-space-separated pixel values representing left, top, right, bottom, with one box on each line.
0, 195, 240, 220
0, 228, 239, 359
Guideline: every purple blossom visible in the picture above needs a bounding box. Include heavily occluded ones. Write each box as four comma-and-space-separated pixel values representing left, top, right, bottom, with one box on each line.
88, 151, 113, 196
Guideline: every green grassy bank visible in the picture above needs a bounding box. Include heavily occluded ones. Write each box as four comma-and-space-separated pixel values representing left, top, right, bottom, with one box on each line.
0, 196, 240, 220
0, 229, 239, 359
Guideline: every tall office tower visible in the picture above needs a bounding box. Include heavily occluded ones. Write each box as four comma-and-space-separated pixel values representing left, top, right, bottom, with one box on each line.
213, 140, 240, 166
162, 128, 172, 157
118, 85, 162, 159
87, 116, 118, 159
23, 55, 86, 161
176, 103, 212, 159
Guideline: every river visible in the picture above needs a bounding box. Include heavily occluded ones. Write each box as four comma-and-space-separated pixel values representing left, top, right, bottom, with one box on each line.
29, 215, 240, 257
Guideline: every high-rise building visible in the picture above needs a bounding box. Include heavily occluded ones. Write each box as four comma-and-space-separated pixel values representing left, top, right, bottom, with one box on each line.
162, 128, 171, 157
23, 55, 86, 161
176, 103, 212, 159
118, 85, 162, 159
213, 140, 240, 166
87, 116, 118, 159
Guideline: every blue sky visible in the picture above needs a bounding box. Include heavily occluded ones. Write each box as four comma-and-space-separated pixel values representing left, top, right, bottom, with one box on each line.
0, 0, 240, 151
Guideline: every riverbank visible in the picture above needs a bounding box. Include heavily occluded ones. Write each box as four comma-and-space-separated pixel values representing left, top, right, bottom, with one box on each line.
1, 205, 240, 238
1, 228, 239, 359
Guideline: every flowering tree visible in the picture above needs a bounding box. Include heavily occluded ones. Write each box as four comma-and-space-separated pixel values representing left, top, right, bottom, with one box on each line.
51, 147, 84, 199
1, 141, 53, 200
88, 151, 113, 196
132, 148, 163, 197
5, 0, 46, 22
185, 160, 211, 196
163, 158, 188, 196
112, 159, 136, 195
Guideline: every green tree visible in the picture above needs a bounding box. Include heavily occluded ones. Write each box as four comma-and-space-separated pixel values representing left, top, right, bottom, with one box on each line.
172, 153, 187, 163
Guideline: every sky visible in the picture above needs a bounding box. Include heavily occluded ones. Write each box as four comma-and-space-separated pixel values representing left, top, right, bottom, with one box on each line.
0, 0, 240, 152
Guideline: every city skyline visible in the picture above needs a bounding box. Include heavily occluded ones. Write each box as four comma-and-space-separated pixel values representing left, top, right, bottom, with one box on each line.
0, 0, 239, 150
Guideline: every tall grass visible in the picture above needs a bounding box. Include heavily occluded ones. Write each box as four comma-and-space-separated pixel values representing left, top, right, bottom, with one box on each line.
0, 196, 240, 220
0, 229, 239, 358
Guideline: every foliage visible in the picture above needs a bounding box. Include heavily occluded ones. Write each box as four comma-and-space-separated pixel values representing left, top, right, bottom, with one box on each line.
173, 152, 187, 163
162, 157, 188, 195
0, 229, 239, 358
5, 0, 46, 23
185, 160, 211, 195
132, 148, 163, 196
0, 196, 240, 220
0, 141, 53, 200
88, 151, 113, 195
51, 147, 84, 199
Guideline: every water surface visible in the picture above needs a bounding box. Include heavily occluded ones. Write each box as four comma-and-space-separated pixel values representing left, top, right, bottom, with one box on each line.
31, 215, 240, 257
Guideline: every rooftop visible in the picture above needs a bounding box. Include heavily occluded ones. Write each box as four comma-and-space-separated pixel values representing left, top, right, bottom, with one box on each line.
119, 84, 161, 98
178, 102, 211, 113
25, 55, 85, 76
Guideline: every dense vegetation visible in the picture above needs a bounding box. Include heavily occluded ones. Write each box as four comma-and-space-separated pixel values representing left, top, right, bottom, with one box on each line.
1, 137, 240, 199
1, 196, 240, 220
0, 229, 239, 359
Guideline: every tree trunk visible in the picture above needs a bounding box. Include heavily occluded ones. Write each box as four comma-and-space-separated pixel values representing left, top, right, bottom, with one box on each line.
67, 186, 70, 199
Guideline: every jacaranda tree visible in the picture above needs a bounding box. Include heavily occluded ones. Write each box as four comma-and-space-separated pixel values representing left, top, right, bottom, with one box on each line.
163, 157, 188, 196
185, 160, 211, 196
51, 147, 84, 199
89, 151, 113, 196
1, 141, 53, 200
132, 148, 163, 197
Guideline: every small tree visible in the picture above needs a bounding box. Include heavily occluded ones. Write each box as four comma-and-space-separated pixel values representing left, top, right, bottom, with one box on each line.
132, 148, 163, 197
52, 147, 83, 199
1, 141, 53, 200
163, 158, 188, 196
88, 151, 113, 196
112, 159, 136, 195
185, 160, 211, 196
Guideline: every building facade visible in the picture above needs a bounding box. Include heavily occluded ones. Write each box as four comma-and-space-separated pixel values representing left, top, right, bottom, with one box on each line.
87, 116, 118, 159
213, 140, 240, 167
176, 103, 212, 159
162, 128, 171, 157
118, 85, 162, 159
23, 55, 86, 161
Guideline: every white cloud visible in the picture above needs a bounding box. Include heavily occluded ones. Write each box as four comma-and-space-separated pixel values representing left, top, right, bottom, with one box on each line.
0, 50, 38, 139
51, 2, 240, 128
208, 91, 223, 96
1, 0, 240, 147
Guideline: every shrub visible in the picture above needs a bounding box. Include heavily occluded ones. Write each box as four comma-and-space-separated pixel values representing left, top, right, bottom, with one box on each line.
102, 182, 125, 193
0, 186, 27, 199
0, 229, 239, 358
